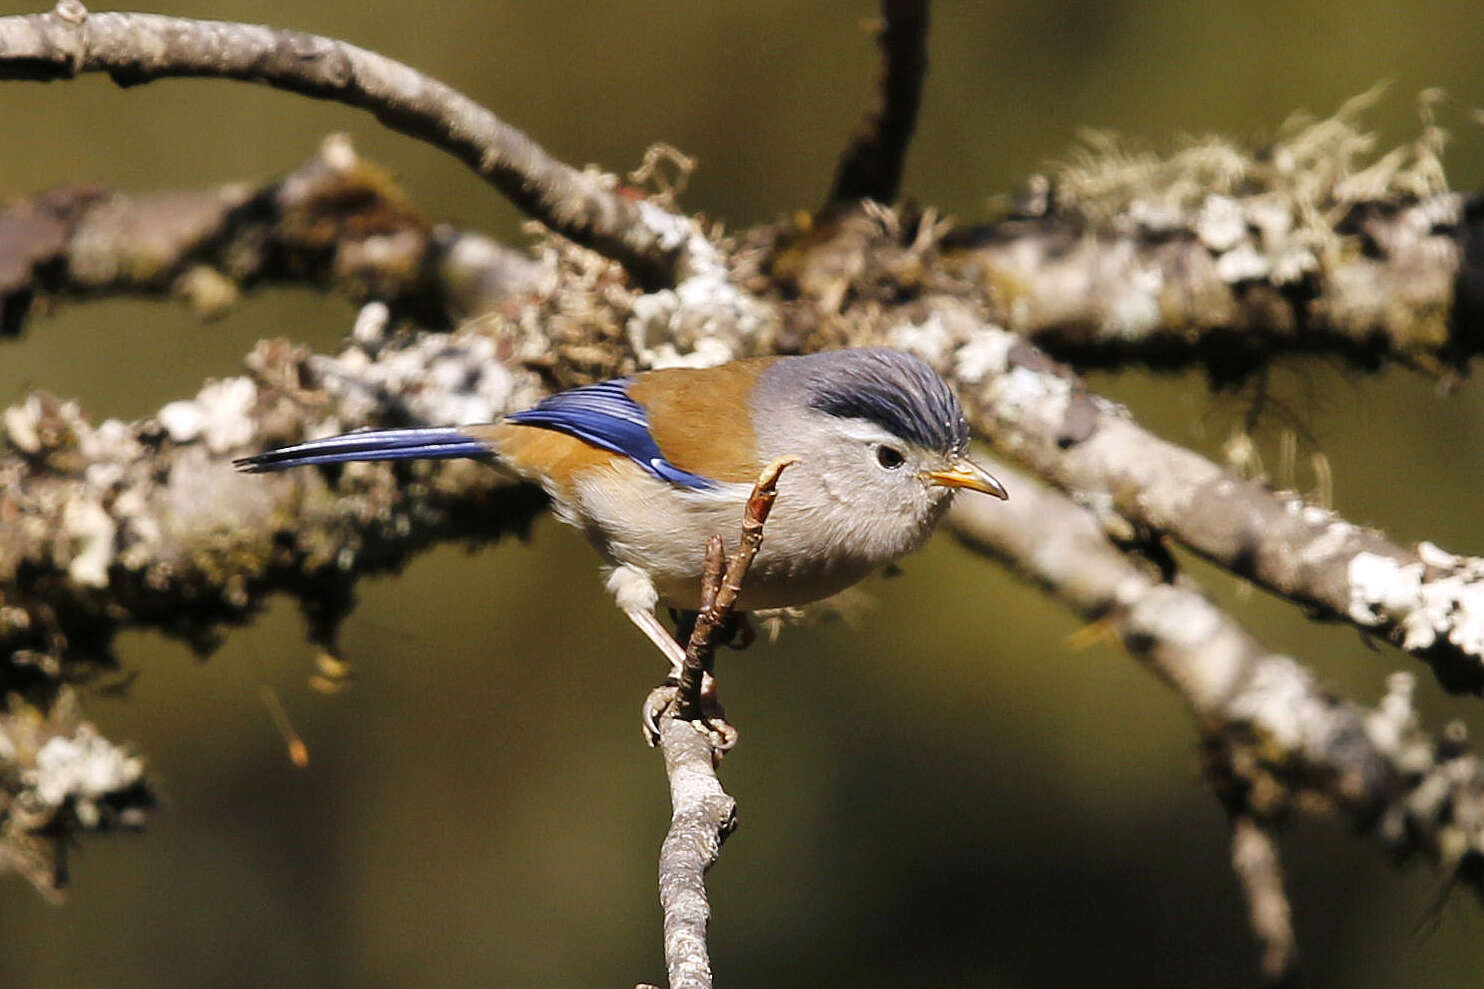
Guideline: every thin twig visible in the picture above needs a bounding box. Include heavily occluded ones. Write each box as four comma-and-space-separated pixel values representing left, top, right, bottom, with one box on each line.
677, 456, 798, 720
676, 536, 726, 720
0, 2, 688, 287
1230, 815, 1300, 986
827, 0, 930, 206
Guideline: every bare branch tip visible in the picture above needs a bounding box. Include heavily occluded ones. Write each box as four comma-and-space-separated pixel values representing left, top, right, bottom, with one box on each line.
756, 454, 800, 488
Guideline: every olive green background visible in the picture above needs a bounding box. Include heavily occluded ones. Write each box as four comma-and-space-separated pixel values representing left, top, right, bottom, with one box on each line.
4, 1, 1484, 986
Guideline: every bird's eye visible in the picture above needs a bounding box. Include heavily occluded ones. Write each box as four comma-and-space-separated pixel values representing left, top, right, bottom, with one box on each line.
875, 445, 906, 470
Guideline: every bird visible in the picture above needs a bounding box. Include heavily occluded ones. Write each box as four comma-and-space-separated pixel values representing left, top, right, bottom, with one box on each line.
235, 348, 1006, 671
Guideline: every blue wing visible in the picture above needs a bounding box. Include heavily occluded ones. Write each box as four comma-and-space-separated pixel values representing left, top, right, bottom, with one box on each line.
504, 379, 718, 490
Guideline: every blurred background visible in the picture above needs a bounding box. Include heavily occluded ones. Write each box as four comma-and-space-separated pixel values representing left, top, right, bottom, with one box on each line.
4, 1, 1484, 986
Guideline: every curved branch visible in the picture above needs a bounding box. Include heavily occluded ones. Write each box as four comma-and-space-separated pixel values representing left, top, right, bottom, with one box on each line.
0, 2, 692, 288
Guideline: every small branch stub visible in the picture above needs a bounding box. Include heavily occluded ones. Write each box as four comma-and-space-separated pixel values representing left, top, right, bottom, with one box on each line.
1230, 815, 1299, 986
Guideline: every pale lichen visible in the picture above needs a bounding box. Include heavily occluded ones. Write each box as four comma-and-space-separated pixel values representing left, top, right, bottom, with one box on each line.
1347, 550, 1484, 658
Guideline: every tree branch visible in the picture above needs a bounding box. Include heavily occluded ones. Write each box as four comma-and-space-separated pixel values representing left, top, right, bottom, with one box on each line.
0, 135, 549, 336
645, 457, 795, 988
0, 313, 553, 687
787, 90, 1484, 379
947, 465, 1484, 899
676, 455, 796, 721
922, 312, 1484, 692
0, 2, 696, 288
940, 191, 1478, 380
652, 716, 735, 989
826, 0, 928, 207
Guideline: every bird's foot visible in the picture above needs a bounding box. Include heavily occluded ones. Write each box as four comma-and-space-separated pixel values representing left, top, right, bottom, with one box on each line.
641, 670, 737, 753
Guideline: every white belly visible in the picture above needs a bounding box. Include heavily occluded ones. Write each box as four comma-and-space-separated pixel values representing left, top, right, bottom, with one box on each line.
558, 461, 931, 612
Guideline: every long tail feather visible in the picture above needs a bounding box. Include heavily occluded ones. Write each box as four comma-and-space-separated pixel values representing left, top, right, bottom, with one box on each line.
234, 427, 493, 473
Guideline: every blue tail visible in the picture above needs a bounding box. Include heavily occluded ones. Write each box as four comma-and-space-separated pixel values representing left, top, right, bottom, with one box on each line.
234, 427, 493, 473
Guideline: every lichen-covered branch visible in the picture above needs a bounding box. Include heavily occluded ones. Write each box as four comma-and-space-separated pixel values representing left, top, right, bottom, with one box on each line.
940, 190, 1474, 380
0, 313, 554, 690
918, 312, 1484, 692
0, 2, 695, 287
825, 0, 928, 207
0, 135, 549, 336
947, 465, 1484, 902
775, 91, 1484, 379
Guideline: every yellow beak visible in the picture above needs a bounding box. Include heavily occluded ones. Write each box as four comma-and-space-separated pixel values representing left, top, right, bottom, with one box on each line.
924, 457, 1008, 500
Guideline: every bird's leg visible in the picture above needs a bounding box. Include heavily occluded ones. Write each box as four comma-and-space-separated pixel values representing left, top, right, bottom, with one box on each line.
626, 607, 689, 675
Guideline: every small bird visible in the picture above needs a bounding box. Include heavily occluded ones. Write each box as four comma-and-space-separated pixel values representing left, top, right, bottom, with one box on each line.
236, 349, 1006, 670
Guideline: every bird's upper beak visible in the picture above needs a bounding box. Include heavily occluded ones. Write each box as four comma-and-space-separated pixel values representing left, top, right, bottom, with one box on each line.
924, 456, 1009, 500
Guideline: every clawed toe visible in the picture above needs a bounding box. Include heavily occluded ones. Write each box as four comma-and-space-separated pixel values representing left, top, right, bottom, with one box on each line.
640, 678, 737, 753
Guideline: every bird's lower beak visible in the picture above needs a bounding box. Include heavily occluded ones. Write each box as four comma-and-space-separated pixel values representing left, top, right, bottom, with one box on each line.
924, 457, 1009, 500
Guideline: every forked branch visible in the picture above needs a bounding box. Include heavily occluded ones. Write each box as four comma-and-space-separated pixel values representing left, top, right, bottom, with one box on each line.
647, 456, 796, 989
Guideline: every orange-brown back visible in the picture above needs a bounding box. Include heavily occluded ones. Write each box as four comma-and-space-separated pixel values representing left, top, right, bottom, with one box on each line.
624, 357, 778, 484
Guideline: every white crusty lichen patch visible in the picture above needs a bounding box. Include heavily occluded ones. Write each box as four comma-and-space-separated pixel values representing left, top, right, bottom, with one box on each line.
1, 691, 149, 834
1347, 549, 1484, 658
1222, 654, 1338, 757
627, 274, 767, 371
1052, 88, 1448, 295
625, 202, 768, 370
952, 327, 1015, 385
26, 725, 145, 829
157, 376, 258, 453
325, 330, 524, 427
887, 313, 958, 369
954, 323, 1076, 421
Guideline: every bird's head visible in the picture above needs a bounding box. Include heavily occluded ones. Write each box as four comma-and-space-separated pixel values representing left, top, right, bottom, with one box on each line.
752, 348, 1006, 563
